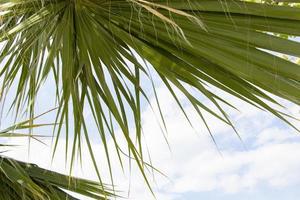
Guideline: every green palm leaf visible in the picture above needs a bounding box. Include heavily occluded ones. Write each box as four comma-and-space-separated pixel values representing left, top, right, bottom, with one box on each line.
0, 156, 115, 200
0, 116, 115, 200
1, 0, 300, 194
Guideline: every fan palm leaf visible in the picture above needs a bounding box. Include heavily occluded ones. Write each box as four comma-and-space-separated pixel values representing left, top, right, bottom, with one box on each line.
1, 0, 300, 194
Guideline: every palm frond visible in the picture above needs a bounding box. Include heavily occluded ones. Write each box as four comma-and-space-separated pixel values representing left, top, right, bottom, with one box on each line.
0, 115, 116, 200
0, 156, 115, 200
1, 0, 300, 192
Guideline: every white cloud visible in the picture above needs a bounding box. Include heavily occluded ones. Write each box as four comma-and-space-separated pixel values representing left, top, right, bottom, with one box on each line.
255, 127, 296, 146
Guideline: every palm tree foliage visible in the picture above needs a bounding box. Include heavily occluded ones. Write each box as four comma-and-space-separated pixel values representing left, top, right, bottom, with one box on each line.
1, 0, 300, 197
0, 117, 115, 200
0, 156, 114, 200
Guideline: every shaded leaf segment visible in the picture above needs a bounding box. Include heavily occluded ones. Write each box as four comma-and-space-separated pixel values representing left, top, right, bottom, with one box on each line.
0, 115, 115, 200
1, 0, 300, 192
0, 156, 115, 200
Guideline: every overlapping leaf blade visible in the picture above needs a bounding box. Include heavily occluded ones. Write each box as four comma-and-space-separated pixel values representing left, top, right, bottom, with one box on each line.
0, 115, 115, 200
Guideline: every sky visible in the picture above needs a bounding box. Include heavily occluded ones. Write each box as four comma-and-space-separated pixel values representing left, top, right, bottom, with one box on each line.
2, 78, 300, 200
